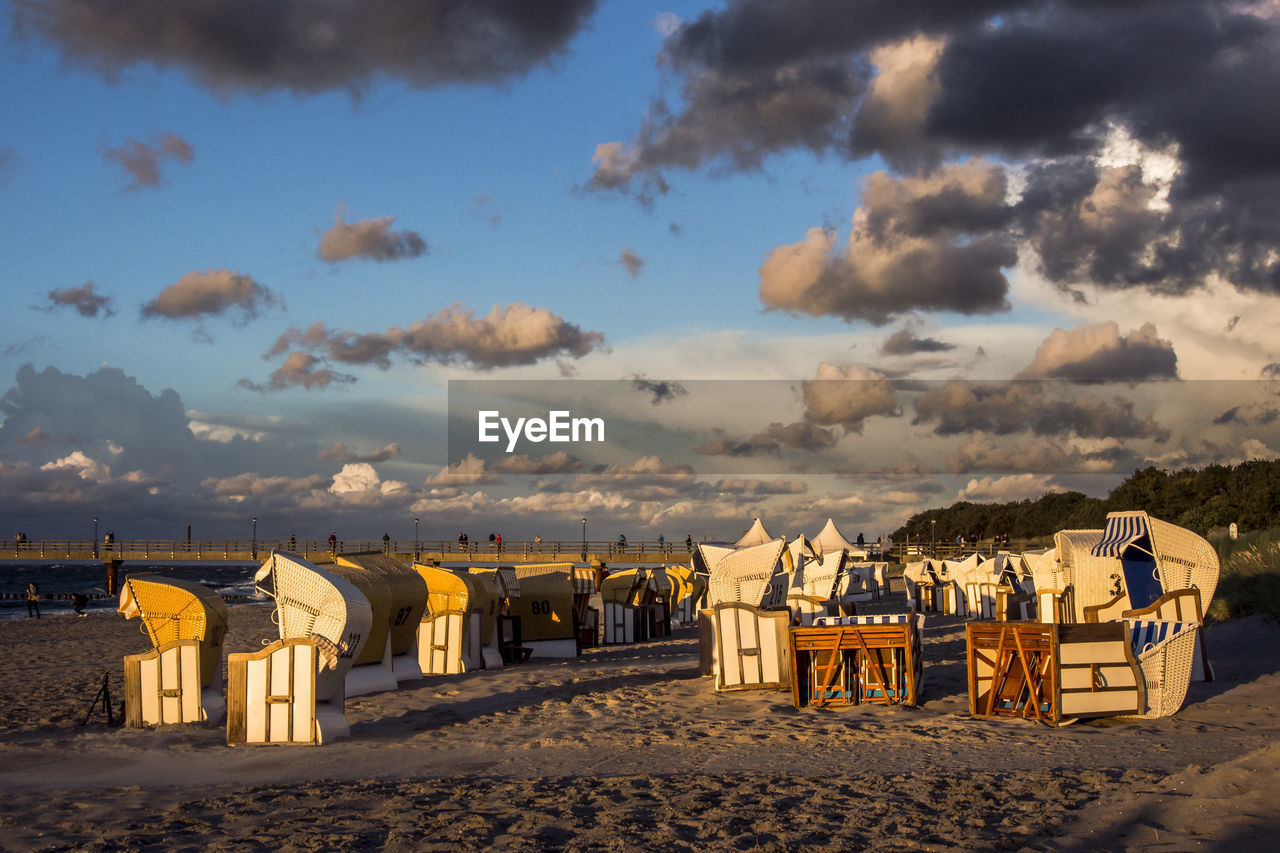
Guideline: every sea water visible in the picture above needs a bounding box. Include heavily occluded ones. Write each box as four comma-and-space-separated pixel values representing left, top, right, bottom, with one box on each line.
0, 561, 262, 621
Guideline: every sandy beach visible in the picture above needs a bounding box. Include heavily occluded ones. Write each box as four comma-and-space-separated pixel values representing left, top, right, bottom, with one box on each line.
2, 602, 1278, 851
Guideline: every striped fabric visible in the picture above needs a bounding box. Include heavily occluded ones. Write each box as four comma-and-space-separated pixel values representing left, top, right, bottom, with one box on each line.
1128, 619, 1193, 655
572, 567, 596, 595
814, 613, 913, 626
1091, 513, 1149, 558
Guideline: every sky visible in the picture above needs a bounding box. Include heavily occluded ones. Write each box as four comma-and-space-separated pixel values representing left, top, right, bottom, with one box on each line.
2, 0, 1279, 545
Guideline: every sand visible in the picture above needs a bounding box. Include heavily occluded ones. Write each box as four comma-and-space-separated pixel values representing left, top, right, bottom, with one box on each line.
1, 603, 1278, 851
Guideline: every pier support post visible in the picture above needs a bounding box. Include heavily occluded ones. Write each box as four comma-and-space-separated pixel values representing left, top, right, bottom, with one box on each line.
104, 559, 123, 596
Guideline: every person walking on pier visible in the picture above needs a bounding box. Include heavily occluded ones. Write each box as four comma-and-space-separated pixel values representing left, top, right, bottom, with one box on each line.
328, 532, 337, 553
25, 581, 40, 619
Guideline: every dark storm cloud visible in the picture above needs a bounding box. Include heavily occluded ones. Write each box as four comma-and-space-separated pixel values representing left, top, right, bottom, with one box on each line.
912, 379, 1168, 440
102, 132, 193, 191
1017, 322, 1179, 381
41, 282, 115, 318
594, 0, 1280, 302
759, 161, 1015, 323
881, 328, 955, 355
316, 442, 400, 463
12, 0, 599, 94
693, 420, 839, 457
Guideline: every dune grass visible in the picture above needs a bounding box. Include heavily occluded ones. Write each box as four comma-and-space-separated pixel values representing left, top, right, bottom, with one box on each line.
1206, 526, 1280, 622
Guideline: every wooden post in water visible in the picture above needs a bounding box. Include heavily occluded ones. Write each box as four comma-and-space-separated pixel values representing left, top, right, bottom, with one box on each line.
104, 559, 122, 596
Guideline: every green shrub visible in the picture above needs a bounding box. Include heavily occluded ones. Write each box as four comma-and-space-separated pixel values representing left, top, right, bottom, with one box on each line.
1206, 526, 1280, 622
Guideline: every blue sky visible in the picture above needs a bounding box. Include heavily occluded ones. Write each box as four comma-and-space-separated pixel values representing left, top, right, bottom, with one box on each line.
2, 1, 1278, 543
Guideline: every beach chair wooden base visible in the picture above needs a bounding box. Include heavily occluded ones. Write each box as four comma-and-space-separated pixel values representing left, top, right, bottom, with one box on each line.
416, 609, 470, 675
965, 582, 999, 620
227, 639, 348, 745
997, 588, 1036, 621
602, 601, 640, 644
643, 604, 670, 638
913, 583, 942, 613
966, 622, 1144, 726
123, 639, 224, 727
577, 606, 599, 650
711, 603, 792, 692
790, 616, 922, 708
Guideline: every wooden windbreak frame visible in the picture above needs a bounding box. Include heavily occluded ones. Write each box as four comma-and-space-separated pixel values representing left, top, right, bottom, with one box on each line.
790, 622, 920, 709
966, 622, 1144, 726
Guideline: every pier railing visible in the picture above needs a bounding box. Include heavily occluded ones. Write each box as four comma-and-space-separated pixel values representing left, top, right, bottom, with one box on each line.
2, 536, 1029, 564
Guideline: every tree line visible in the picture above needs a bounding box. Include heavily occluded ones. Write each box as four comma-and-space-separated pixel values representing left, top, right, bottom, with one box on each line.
892, 459, 1280, 543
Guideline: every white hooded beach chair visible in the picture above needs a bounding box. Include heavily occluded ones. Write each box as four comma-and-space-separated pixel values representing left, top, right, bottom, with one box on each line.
232, 551, 373, 744
699, 537, 792, 691
664, 563, 705, 625
601, 567, 650, 645
118, 575, 228, 727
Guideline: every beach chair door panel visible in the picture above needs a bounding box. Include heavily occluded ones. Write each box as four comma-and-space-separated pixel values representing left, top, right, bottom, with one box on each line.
714, 604, 789, 691
125, 640, 203, 726
418, 611, 465, 675
228, 640, 317, 745
603, 601, 635, 644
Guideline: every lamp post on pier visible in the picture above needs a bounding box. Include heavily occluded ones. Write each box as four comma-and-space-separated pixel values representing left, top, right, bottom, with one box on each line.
251, 517, 258, 559
930, 519, 936, 558
581, 517, 587, 561
414, 517, 419, 561
93, 516, 99, 559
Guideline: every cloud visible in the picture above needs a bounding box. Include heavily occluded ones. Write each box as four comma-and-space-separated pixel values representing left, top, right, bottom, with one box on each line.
947, 433, 1132, 476
956, 474, 1062, 504
424, 454, 501, 487
912, 379, 1169, 440
14, 1, 599, 95
630, 376, 688, 405
201, 472, 329, 501
881, 327, 954, 356
694, 420, 839, 457
618, 248, 645, 278
590, 1, 1280, 308
102, 132, 193, 191
759, 161, 1015, 324
259, 303, 604, 386
40, 450, 112, 483
329, 463, 408, 502
141, 269, 283, 324
1017, 321, 1178, 381
237, 352, 357, 393
801, 363, 900, 433
317, 211, 427, 263
491, 451, 581, 475
41, 282, 115, 318
316, 442, 400, 463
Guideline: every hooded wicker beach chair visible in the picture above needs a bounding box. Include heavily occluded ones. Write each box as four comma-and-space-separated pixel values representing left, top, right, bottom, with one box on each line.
601, 566, 648, 644
699, 537, 793, 691
664, 563, 706, 626
413, 564, 491, 674
118, 574, 228, 726
335, 554, 428, 683
232, 551, 372, 744
468, 567, 519, 666
509, 563, 579, 658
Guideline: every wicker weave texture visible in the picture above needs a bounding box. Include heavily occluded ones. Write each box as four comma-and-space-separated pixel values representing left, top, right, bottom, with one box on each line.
706, 538, 786, 607
119, 574, 228, 688
1146, 516, 1220, 611
1130, 624, 1199, 719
